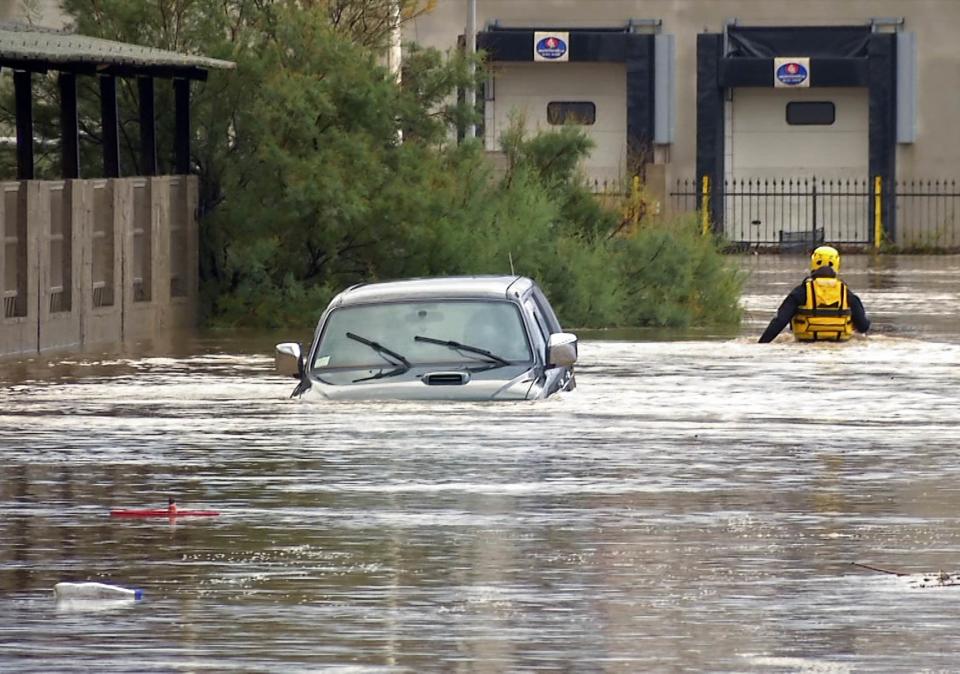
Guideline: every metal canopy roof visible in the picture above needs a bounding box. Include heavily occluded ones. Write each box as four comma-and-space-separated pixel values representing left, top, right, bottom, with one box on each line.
0, 22, 235, 80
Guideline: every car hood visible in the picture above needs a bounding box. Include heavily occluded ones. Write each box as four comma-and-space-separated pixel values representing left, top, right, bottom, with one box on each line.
304, 364, 539, 401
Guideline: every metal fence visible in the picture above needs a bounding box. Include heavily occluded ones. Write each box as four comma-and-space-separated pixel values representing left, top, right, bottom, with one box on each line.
896, 180, 960, 250
590, 178, 628, 196
670, 177, 960, 250
670, 177, 871, 246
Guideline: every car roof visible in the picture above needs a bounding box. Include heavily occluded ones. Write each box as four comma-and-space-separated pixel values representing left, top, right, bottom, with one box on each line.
332, 275, 534, 307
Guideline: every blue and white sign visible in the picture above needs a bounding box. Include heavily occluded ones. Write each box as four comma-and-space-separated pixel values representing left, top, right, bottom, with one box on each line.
774, 57, 810, 87
534, 31, 569, 62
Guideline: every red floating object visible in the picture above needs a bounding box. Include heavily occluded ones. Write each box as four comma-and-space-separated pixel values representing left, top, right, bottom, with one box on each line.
110, 509, 220, 518
110, 498, 219, 518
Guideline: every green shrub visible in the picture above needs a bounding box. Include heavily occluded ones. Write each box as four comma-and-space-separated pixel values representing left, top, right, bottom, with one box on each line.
615, 220, 745, 328
52, 1, 743, 331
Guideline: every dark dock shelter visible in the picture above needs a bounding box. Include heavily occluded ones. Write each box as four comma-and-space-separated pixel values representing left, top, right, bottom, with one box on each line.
0, 22, 234, 358
0, 21, 234, 179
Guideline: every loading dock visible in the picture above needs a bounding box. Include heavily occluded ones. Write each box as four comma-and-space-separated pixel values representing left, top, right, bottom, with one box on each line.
485, 61, 628, 185
697, 25, 898, 245
725, 86, 870, 243
477, 25, 662, 188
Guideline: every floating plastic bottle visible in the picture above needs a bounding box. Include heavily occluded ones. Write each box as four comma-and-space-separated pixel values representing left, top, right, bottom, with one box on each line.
53, 582, 143, 601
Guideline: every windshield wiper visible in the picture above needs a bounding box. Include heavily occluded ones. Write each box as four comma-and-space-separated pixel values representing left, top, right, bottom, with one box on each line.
345, 332, 411, 368
413, 335, 510, 366
352, 365, 408, 383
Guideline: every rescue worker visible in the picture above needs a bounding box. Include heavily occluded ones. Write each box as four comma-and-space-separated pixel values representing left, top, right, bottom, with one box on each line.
758, 245, 870, 343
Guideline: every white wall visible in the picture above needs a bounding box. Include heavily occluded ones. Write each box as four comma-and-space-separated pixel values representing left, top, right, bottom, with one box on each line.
723, 88, 871, 243
728, 87, 868, 180
411, 0, 960, 183
486, 62, 627, 187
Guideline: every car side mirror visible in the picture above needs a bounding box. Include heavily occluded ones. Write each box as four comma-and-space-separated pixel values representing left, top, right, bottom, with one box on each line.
547, 332, 577, 368
275, 342, 304, 379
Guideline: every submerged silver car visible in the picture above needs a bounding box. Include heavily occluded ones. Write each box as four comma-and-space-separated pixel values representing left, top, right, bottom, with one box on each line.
275, 276, 577, 400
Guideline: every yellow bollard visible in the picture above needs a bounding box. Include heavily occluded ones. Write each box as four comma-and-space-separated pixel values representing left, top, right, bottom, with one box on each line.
874, 176, 883, 249
700, 175, 711, 236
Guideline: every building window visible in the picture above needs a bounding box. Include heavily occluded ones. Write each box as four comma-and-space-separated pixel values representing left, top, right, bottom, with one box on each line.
786, 101, 836, 126
547, 101, 596, 126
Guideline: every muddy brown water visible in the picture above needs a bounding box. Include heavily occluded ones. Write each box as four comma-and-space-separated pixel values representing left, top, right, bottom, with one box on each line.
1, 255, 959, 672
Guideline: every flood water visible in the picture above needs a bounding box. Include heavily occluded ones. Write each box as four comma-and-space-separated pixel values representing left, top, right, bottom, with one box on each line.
2, 255, 959, 672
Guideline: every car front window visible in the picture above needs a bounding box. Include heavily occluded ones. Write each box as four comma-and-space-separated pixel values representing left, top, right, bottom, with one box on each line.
312, 300, 532, 370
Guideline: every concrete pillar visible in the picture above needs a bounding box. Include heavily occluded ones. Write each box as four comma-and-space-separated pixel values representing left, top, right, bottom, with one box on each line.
186, 175, 200, 317
120, 178, 159, 341
0, 182, 38, 356
72, 179, 93, 347
116, 178, 135, 342
83, 179, 123, 348
9, 181, 43, 354
33, 182, 50, 327
0, 182, 88, 356
465, 0, 476, 139
36, 181, 84, 352
644, 164, 667, 222
151, 176, 172, 330
0, 184, 5, 322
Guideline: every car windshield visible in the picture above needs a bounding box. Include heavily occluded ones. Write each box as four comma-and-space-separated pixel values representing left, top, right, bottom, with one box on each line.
312, 300, 532, 370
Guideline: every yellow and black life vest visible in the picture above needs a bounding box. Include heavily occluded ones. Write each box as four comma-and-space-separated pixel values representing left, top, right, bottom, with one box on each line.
791, 277, 853, 342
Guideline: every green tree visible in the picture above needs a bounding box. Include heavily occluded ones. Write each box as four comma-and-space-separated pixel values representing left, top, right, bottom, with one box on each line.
4, 0, 741, 330
199, 5, 482, 325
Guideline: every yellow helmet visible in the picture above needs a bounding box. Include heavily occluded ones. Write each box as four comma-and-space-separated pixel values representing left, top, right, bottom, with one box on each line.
810, 245, 840, 272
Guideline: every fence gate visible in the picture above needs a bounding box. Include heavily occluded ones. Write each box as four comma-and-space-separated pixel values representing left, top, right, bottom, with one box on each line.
724, 177, 871, 246
670, 177, 960, 249
671, 177, 872, 247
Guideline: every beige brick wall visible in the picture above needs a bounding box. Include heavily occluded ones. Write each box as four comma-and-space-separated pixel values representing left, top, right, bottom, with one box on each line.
410, 0, 960, 183
0, 0, 68, 27
0, 176, 198, 359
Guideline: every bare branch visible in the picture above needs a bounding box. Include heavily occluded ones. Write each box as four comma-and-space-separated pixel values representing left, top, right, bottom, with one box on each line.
850, 562, 907, 576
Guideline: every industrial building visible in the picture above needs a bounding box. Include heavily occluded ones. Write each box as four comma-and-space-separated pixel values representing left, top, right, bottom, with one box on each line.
409, 0, 960, 247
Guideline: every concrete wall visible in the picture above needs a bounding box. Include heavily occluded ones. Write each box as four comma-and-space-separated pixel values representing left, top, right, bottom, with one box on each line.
0, 0, 68, 27
0, 176, 199, 359
410, 0, 960, 186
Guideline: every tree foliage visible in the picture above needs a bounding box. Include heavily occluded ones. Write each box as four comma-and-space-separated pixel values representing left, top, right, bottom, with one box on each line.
3, 0, 742, 330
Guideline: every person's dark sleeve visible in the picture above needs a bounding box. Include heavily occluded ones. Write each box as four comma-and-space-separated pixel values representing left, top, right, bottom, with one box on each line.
848, 289, 870, 333
759, 285, 804, 343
